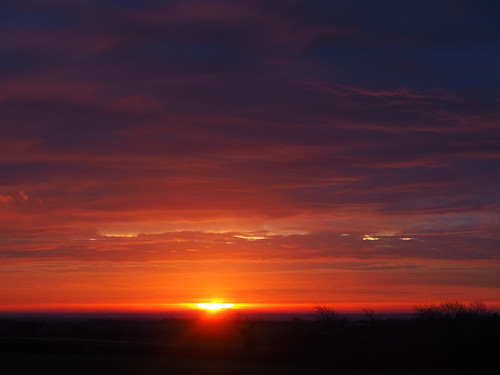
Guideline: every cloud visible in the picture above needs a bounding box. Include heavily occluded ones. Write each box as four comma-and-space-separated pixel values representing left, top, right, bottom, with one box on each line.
0, 190, 37, 204
0, 193, 14, 203
1, 229, 499, 265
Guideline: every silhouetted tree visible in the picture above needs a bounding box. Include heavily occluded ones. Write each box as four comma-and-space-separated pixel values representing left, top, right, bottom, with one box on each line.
234, 312, 259, 353
313, 305, 347, 333
363, 308, 378, 322
415, 301, 494, 321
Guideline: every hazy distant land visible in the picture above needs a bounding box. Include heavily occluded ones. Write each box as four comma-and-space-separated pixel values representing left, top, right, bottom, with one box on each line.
1, 303, 498, 374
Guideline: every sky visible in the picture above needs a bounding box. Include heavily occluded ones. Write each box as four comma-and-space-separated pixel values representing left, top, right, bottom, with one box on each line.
1, 0, 499, 314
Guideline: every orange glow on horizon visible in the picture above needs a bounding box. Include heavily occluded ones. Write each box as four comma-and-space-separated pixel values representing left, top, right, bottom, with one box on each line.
5, 301, 500, 315
196, 303, 235, 311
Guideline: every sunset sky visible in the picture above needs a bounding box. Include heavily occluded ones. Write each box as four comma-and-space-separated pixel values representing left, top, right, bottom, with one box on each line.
1, 0, 499, 314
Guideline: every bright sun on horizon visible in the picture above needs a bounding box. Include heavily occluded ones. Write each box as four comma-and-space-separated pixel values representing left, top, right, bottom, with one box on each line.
196, 303, 234, 311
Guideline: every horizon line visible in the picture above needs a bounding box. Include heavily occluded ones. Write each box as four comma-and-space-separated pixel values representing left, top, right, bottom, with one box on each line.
2, 301, 499, 315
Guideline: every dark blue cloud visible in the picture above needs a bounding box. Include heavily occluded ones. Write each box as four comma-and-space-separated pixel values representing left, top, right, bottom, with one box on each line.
0, 0, 499, 247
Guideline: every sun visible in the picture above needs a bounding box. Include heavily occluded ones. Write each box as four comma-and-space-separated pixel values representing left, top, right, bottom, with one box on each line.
196, 302, 234, 311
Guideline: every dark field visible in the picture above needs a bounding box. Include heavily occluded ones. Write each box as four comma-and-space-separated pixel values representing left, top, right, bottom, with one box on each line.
1, 305, 499, 374
4, 352, 497, 375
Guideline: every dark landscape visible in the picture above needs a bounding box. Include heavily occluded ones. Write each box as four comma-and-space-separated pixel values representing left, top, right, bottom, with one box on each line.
1, 303, 498, 374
